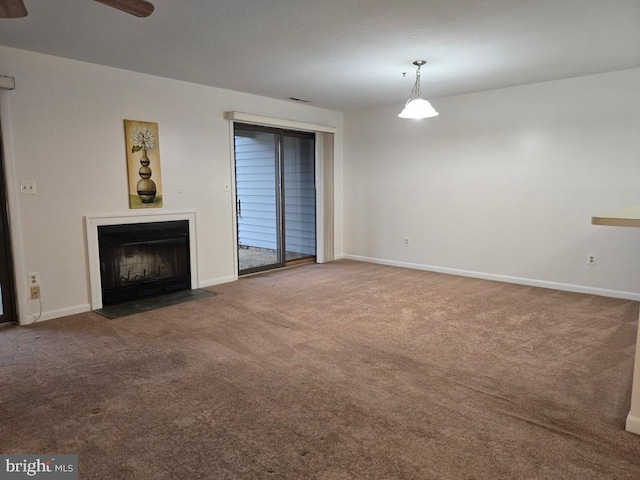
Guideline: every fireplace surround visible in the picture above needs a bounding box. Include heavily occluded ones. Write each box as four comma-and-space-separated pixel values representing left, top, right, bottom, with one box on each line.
85, 212, 197, 310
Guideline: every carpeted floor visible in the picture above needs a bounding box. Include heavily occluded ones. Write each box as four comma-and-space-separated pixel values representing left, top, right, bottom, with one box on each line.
2, 260, 640, 479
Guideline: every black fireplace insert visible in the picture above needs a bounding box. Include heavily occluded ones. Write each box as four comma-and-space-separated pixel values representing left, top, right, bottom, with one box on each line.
98, 220, 191, 306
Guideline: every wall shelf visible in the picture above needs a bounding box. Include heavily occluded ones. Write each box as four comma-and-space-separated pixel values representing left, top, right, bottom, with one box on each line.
592, 205, 640, 227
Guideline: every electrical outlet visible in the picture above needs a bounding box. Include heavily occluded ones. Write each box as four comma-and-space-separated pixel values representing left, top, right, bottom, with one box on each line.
28, 272, 40, 286
30, 286, 40, 300
587, 253, 597, 265
404, 237, 410, 246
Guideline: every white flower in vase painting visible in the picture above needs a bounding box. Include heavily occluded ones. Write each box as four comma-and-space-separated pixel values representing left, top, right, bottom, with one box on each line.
131, 127, 156, 153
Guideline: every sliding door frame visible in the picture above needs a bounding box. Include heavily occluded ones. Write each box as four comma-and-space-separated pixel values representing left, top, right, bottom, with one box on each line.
233, 123, 316, 275
226, 111, 336, 281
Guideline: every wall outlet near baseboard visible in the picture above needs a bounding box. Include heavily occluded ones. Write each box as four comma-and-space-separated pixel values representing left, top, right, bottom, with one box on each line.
28, 272, 40, 286
587, 253, 597, 265
404, 237, 410, 246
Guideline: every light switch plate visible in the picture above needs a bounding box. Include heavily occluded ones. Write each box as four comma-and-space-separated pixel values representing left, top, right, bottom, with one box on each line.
20, 181, 36, 195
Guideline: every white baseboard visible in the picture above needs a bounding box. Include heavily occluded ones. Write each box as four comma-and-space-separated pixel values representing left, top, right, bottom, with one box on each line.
342, 254, 640, 302
21, 303, 92, 325
626, 413, 640, 436
199, 275, 236, 289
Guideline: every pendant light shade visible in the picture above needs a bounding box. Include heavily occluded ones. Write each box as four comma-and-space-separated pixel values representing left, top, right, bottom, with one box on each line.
398, 60, 439, 119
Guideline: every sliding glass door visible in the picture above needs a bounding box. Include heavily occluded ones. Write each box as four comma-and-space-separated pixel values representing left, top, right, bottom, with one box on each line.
283, 135, 316, 263
234, 124, 315, 275
235, 127, 281, 272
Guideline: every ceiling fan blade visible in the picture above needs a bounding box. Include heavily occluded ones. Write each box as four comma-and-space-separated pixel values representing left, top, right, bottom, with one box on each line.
94, 0, 154, 18
0, 0, 28, 18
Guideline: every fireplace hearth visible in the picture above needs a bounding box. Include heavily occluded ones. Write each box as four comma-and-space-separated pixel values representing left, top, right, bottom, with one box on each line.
98, 220, 191, 306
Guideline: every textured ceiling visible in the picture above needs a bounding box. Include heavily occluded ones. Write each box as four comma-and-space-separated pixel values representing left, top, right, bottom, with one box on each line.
0, 0, 639, 111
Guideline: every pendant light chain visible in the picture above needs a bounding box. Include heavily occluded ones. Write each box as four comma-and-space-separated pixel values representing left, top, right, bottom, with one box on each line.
410, 63, 422, 101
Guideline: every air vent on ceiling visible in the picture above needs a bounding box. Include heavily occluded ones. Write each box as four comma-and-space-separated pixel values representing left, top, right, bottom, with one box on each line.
288, 97, 310, 103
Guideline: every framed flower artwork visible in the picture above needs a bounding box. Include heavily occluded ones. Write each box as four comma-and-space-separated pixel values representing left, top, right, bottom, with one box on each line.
124, 119, 163, 209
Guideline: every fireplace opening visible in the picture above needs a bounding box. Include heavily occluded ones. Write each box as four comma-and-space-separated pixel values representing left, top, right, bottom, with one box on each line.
98, 220, 191, 306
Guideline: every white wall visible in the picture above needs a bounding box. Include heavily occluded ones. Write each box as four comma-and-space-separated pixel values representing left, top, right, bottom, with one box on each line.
344, 68, 640, 298
0, 45, 343, 323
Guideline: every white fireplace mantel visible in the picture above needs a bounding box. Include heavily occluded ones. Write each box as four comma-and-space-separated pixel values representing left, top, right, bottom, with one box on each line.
85, 211, 198, 310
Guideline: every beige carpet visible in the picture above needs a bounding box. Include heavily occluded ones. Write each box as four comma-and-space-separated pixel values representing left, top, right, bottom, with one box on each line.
2, 260, 640, 479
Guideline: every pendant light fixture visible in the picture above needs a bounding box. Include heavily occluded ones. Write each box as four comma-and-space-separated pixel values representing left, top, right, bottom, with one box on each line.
398, 60, 439, 119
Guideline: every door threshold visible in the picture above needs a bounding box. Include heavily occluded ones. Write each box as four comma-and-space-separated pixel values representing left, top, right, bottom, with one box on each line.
239, 260, 315, 278
286, 257, 315, 267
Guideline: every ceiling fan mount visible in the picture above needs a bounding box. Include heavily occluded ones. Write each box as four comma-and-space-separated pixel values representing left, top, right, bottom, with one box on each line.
0, 0, 154, 18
